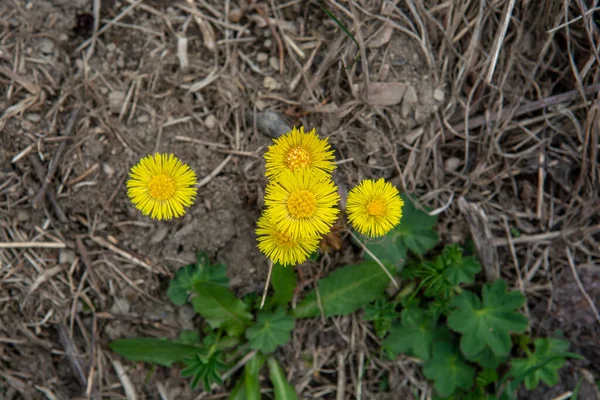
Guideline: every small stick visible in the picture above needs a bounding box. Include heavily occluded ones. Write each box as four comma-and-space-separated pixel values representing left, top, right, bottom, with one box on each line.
90, 236, 153, 272
348, 230, 398, 288
57, 324, 87, 389
32, 109, 79, 208
452, 83, 600, 132
566, 248, 600, 325
485, 0, 516, 83
0, 241, 65, 248
536, 153, 545, 219
260, 260, 274, 309
29, 155, 68, 223
196, 155, 233, 188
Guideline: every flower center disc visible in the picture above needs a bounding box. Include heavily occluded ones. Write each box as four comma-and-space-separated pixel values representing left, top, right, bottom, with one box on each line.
285, 146, 311, 170
287, 189, 317, 219
275, 230, 296, 249
148, 174, 176, 200
366, 199, 387, 218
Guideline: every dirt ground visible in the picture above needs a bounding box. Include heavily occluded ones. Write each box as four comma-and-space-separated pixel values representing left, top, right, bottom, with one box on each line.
1, 0, 599, 399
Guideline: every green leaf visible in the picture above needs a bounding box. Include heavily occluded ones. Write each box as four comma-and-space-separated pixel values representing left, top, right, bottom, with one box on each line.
168, 252, 228, 305
178, 330, 201, 345
382, 306, 438, 361
228, 377, 246, 400
441, 244, 481, 286
182, 350, 227, 390
110, 338, 202, 366
423, 341, 475, 397
363, 299, 397, 338
447, 280, 528, 358
476, 368, 499, 388
465, 346, 506, 369
510, 338, 570, 390
293, 261, 391, 318
359, 196, 438, 268
397, 196, 439, 256
244, 353, 266, 400
245, 308, 295, 353
270, 263, 297, 307
268, 357, 299, 400
192, 282, 253, 337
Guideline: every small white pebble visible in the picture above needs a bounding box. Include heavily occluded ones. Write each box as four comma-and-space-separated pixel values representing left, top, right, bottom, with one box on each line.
204, 114, 217, 129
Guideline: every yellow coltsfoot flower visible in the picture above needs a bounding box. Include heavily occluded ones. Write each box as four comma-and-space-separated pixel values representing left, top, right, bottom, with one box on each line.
264, 169, 340, 239
127, 153, 197, 220
346, 178, 404, 237
264, 126, 335, 181
256, 214, 319, 266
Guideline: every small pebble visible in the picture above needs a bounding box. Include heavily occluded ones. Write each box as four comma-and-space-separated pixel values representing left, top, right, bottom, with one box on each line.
256, 52, 268, 63
433, 88, 445, 102
268, 56, 279, 71
108, 91, 126, 114
26, 113, 40, 123
150, 226, 169, 244
204, 114, 217, 129
38, 38, 55, 55
263, 76, 281, 91
110, 298, 131, 315
102, 163, 115, 177
403, 86, 418, 105
137, 114, 149, 123
264, 39, 272, 48
59, 249, 76, 265
445, 157, 461, 172
228, 8, 243, 23
17, 210, 30, 222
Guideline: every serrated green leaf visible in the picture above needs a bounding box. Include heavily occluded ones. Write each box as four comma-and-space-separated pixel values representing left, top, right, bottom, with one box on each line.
244, 353, 266, 400
441, 244, 481, 286
424, 341, 475, 397
510, 338, 570, 390
465, 346, 506, 369
359, 197, 438, 268
182, 350, 227, 390
270, 263, 297, 307
245, 308, 295, 353
476, 368, 499, 388
268, 357, 299, 400
397, 196, 438, 255
357, 231, 407, 269
168, 252, 229, 305
293, 261, 391, 318
382, 306, 439, 360
447, 280, 528, 358
192, 282, 253, 337
363, 299, 396, 338
110, 338, 202, 366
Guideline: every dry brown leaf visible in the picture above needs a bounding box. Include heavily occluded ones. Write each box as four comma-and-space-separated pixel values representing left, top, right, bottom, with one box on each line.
365, 82, 408, 106
368, 22, 394, 48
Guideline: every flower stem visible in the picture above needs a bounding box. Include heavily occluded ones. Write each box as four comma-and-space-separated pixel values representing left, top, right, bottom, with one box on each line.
348, 230, 398, 288
260, 259, 274, 309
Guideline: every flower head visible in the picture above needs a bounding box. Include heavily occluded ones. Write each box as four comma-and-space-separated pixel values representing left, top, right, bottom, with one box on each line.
264, 169, 340, 239
264, 126, 335, 181
256, 214, 319, 266
127, 153, 197, 220
346, 178, 404, 237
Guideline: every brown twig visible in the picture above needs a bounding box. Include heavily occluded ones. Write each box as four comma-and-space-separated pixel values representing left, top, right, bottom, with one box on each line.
452, 83, 600, 132
28, 154, 68, 223
32, 109, 79, 209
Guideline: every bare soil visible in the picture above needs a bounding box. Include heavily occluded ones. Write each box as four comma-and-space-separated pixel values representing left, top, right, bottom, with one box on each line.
1, 1, 599, 399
